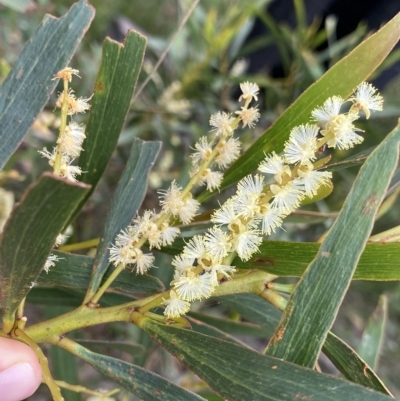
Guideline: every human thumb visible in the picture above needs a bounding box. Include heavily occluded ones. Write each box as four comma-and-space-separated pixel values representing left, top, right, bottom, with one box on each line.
0, 337, 42, 401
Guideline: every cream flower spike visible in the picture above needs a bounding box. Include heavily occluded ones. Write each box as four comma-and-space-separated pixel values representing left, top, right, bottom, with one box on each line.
311, 96, 344, 128
284, 124, 319, 165
209, 111, 235, 137
235, 106, 260, 128
174, 271, 214, 301
349, 82, 383, 119
239, 81, 259, 102
53, 67, 80, 82
258, 152, 291, 184
163, 290, 191, 318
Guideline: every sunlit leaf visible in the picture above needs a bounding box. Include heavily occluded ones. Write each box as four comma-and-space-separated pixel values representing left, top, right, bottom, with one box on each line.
161, 239, 400, 281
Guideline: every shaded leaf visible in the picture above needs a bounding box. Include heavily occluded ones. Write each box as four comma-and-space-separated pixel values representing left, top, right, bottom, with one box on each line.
219, 292, 390, 394
265, 124, 400, 367
197, 13, 400, 202
188, 311, 270, 338
84, 139, 161, 302
76, 339, 144, 356
324, 331, 391, 396
73, 342, 206, 401
357, 295, 388, 370
75, 30, 146, 216
0, 0, 94, 169
0, 174, 89, 323
37, 250, 164, 295
27, 287, 135, 307
187, 316, 248, 345
137, 317, 393, 401
27, 287, 83, 307
198, 394, 224, 401
215, 293, 281, 338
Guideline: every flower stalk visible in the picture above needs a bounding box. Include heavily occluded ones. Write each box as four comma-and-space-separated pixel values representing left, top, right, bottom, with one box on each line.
15, 328, 64, 401
88, 82, 260, 306
39, 67, 91, 182
48, 81, 383, 328
53, 78, 69, 175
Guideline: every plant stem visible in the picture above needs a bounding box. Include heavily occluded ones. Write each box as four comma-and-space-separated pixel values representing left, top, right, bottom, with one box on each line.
267, 282, 295, 294
222, 251, 237, 265
89, 263, 125, 305
181, 146, 220, 197
143, 311, 166, 322
139, 292, 168, 314
54, 79, 69, 175
87, 127, 238, 304
259, 288, 288, 311
59, 238, 100, 252
16, 297, 26, 319
24, 272, 278, 343
1, 317, 15, 335
14, 329, 64, 401
212, 271, 277, 297
55, 381, 119, 397
24, 295, 160, 343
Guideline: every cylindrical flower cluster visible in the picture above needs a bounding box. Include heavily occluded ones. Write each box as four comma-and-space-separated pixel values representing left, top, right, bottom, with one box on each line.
38, 67, 91, 182
108, 82, 260, 293
164, 82, 383, 318
107, 80, 382, 319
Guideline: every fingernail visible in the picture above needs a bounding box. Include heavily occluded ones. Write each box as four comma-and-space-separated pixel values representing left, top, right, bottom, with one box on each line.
0, 362, 39, 401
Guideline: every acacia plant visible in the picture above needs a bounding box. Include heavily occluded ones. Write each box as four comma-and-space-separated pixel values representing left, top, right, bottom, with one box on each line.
1, 1, 400, 400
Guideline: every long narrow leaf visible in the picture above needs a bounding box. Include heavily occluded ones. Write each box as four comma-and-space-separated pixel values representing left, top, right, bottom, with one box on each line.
218, 293, 390, 394
0, 174, 90, 323
324, 331, 391, 396
265, 124, 400, 367
72, 342, 206, 401
75, 339, 144, 356
188, 311, 270, 338
137, 316, 394, 401
0, 0, 34, 13
0, 0, 94, 169
83, 139, 160, 302
162, 239, 400, 281
27, 287, 134, 308
75, 30, 146, 216
357, 295, 388, 370
187, 316, 248, 346
215, 293, 281, 337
